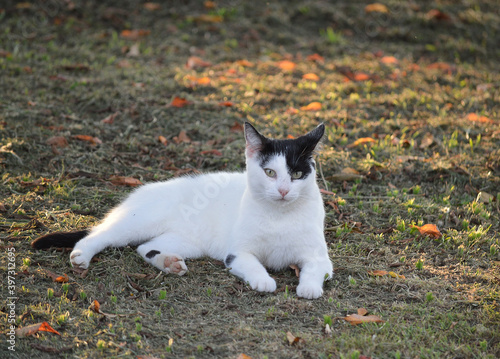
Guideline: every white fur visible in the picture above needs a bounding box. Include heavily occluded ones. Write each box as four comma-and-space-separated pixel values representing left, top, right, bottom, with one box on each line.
70, 130, 333, 299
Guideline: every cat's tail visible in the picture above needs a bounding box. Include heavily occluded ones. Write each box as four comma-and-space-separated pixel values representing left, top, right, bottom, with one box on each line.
31, 230, 89, 249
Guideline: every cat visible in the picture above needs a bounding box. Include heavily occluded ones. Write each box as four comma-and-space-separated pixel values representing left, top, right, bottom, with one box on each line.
32, 122, 333, 299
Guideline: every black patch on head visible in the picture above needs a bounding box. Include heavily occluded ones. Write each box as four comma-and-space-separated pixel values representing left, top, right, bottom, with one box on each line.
146, 250, 160, 259
255, 124, 325, 179
224, 254, 236, 267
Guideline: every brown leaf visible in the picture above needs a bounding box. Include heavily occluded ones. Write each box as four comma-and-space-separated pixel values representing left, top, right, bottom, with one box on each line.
466, 113, 493, 124
412, 224, 442, 239
289, 264, 300, 278
170, 97, 191, 108
286, 331, 305, 346
46, 136, 68, 148
427, 62, 452, 71
235, 59, 254, 67
200, 149, 222, 156
343, 314, 384, 325
173, 130, 191, 144
426, 9, 451, 21
72, 135, 102, 146
186, 56, 212, 69
306, 53, 324, 63
90, 300, 100, 313
354, 72, 371, 81
190, 14, 223, 23
300, 102, 322, 111
16, 322, 61, 338
327, 167, 363, 182
388, 271, 405, 279
419, 133, 434, 149
158, 135, 168, 145
365, 3, 389, 13
236, 354, 253, 359
54, 274, 69, 283
109, 176, 143, 187
143, 2, 161, 11
230, 121, 244, 132
302, 73, 320, 81
347, 137, 376, 148
476, 192, 495, 204
120, 29, 151, 40
101, 112, 119, 124
186, 75, 211, 85
368, 270, 389, 277
61, 63, 90, 72
320, 189, 335, 196
277, 60, 296, 71
357, 308, 369, 316
381, 56, 398, 64
218, 101, 234, 107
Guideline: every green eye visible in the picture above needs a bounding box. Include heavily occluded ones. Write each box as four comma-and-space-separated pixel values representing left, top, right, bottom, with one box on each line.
264, 168, 276, 178
291, 171, 303, 179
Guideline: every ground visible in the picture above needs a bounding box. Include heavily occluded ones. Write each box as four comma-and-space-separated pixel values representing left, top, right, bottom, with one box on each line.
0, 1, 499, 358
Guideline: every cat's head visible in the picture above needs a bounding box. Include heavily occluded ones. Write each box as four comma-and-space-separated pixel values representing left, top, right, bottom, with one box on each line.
244, 122, 324, 205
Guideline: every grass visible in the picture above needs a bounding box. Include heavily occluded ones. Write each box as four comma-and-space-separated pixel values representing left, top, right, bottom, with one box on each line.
1, 0, 499, 358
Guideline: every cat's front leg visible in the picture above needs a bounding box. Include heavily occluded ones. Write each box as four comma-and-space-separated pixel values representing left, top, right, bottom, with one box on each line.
225, 252, 276, 293
296, 256, 333, 299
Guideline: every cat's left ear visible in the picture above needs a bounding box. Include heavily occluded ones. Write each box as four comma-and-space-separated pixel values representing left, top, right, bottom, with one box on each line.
304, 123, 325, 151
244, 122, 265, 158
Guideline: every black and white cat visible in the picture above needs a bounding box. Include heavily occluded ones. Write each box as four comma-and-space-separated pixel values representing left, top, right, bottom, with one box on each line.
32, 123, 333, 299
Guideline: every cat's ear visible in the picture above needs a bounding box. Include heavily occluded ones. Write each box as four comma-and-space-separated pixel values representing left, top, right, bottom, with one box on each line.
244, 122, 265, 158
303, 123, 325, 151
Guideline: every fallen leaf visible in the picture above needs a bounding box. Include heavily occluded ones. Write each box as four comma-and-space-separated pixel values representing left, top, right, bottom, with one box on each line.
426, 9, 451, 21
204, 1, 217, 9
388, 271, 405, 279
143, 2, 161, 11
72, 135, 102, 146
236, 354, 253, 359
285, 107, 299, 115
287, 134, 295, 139
419, 133, 434, 149
158, 135, 168, 145
343, 314, 384, 325
327, 167, 363, 182
427, 62, 452, 71
235, 59, 254, 67
476, 191, 495, 204
290, 264, 300, 278
381, 56, 398, 64
186, 75, 211, 85
190, 14, 223, 23
120, 29, 150, 40
173, 130, 191, 144
16, 322, 61, 338
116, 59, 132, 68
466, 113, 493, 124
127, 42, 140, 57
412, 224, 442, 239
347, 137, 376, 148
302, 73, 320, 81
46, 136, 68, 148
90, 300, 100, 313
186, 56, 212, 69
230, 121, 244, 132
320, 189, 335, 195
218, 101, 234, 107
300, 102, 322, 111
368, 270, 389, 276
277, 60, 296, 71
357, 308, 368, 316
109, 176, 143, 187
365, 3, 389, 13
286, 331, 305, 346
54, 274, 69, 283
170, 96, 191, 108
101, 112, 119, 124
200, 149, 222, 156
306, 53, 324, 63
61, 63, 90, 72
354, 72, 370, 81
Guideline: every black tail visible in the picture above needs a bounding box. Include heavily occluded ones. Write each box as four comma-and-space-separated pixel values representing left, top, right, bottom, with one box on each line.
31, 230, 89, 249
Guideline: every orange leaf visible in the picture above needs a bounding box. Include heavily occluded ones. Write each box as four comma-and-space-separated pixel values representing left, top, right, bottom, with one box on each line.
302, 73, 320, 81
54, 274, 69, 283
72, 135, 102, 146
101, 112, 119, 124
200, 149, 222, 156
158, 135, 168, 145
381, 56, 398, 64
412, 224, 442, 239
16, 322, 61, 338
347, 137, 376, 148
343, 314, 384, 325
306, 53, 324, 63
186, 75, 211, 85
235, 59, 254, 67
320, 189, 335, 195
365, 3, 389, 13
300, 102, 322, 111
357, 308, 369, 316
466, 113, 493, 124
368, 270, 389, 276
218, 101, 234, 107
354, 72, 370, 81
90, 299, 100, 313
170, 96, 191, 108
236, 355, 253, 359
173, 130, 191, 144
287, 134, 295, 139
427, 62, 451, 71
120, 29, 150, 40
191, 14, 223, 23
230, 121, 244, 132
285, 107, 299, 115
186, 56, 212, 69
277, 60, 296, 71
46, 136, 68, 148
426, 9, 451, 21
286, 331, 305, 346
109, 176, 143, 187
204, 1, 217, 9
143, 2, 161, 11
388, 271, 405, 279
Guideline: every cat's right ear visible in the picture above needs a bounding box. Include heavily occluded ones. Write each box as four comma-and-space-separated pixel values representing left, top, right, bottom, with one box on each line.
244, 122, 265, 158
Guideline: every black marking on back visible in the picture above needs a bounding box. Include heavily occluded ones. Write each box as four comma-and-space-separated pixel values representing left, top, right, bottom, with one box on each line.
224, 254, 236, 267
31, 230, 89, 249
146, 250, 161, 259
257, 124, 325, 179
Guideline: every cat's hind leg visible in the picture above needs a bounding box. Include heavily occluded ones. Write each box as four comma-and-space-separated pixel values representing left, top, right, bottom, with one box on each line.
137, 234, 203, 276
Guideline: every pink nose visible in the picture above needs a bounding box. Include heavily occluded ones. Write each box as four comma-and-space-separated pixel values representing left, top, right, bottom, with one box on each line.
279, 188, 289, 197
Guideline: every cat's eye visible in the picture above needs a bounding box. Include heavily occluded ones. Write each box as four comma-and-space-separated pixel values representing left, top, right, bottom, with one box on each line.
291, 171, 303, 179
264, 168, 276, 178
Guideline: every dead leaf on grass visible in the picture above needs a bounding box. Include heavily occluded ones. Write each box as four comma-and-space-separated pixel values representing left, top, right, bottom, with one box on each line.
72, 135, 102, 146
236, 354, 253, 359
158, 135, 168, 145
46, 136, 68, 148
173, 130, 191, 144
186, 56, 212, 69
300, 102, 322, 111
54, 274, 69, 283
235, 59, 254, 67
412, 224, 442, 239
365, 3, 389, 13
90, 299, 100, 313
277, 60, 296, 71
347, 137, 376, 148
170, 96, 192, 108
343, 314, 384, 325
302, 73, 320, 81
200, 149, 222, 156
218, 101, 234, 107
289, 264, 300, 278
381, 56, 399, 64
466, 113, 493, 124
230, 121, 244, 132
286, 331, 305, 346
143, 2, 161, 11
109, 176, 143, 187
419, 133, 434, 149
327, 167, 364, 182
306, 53, 324, 63
357, 308, 369, 316
476, 191, 495, 203
120, 29, 150, 40
16, 322, 61, 338
368, 270, 389, 277
426, 9, 451, 21
101, 112, 119, 124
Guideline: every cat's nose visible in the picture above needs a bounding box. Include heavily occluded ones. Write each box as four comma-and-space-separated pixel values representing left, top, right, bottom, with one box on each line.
279, 188, 289, 198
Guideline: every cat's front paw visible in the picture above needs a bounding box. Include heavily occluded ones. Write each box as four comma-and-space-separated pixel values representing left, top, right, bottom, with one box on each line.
248, 276, 277, 293
296, 283, 323, 299
70, 249, 91, 269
